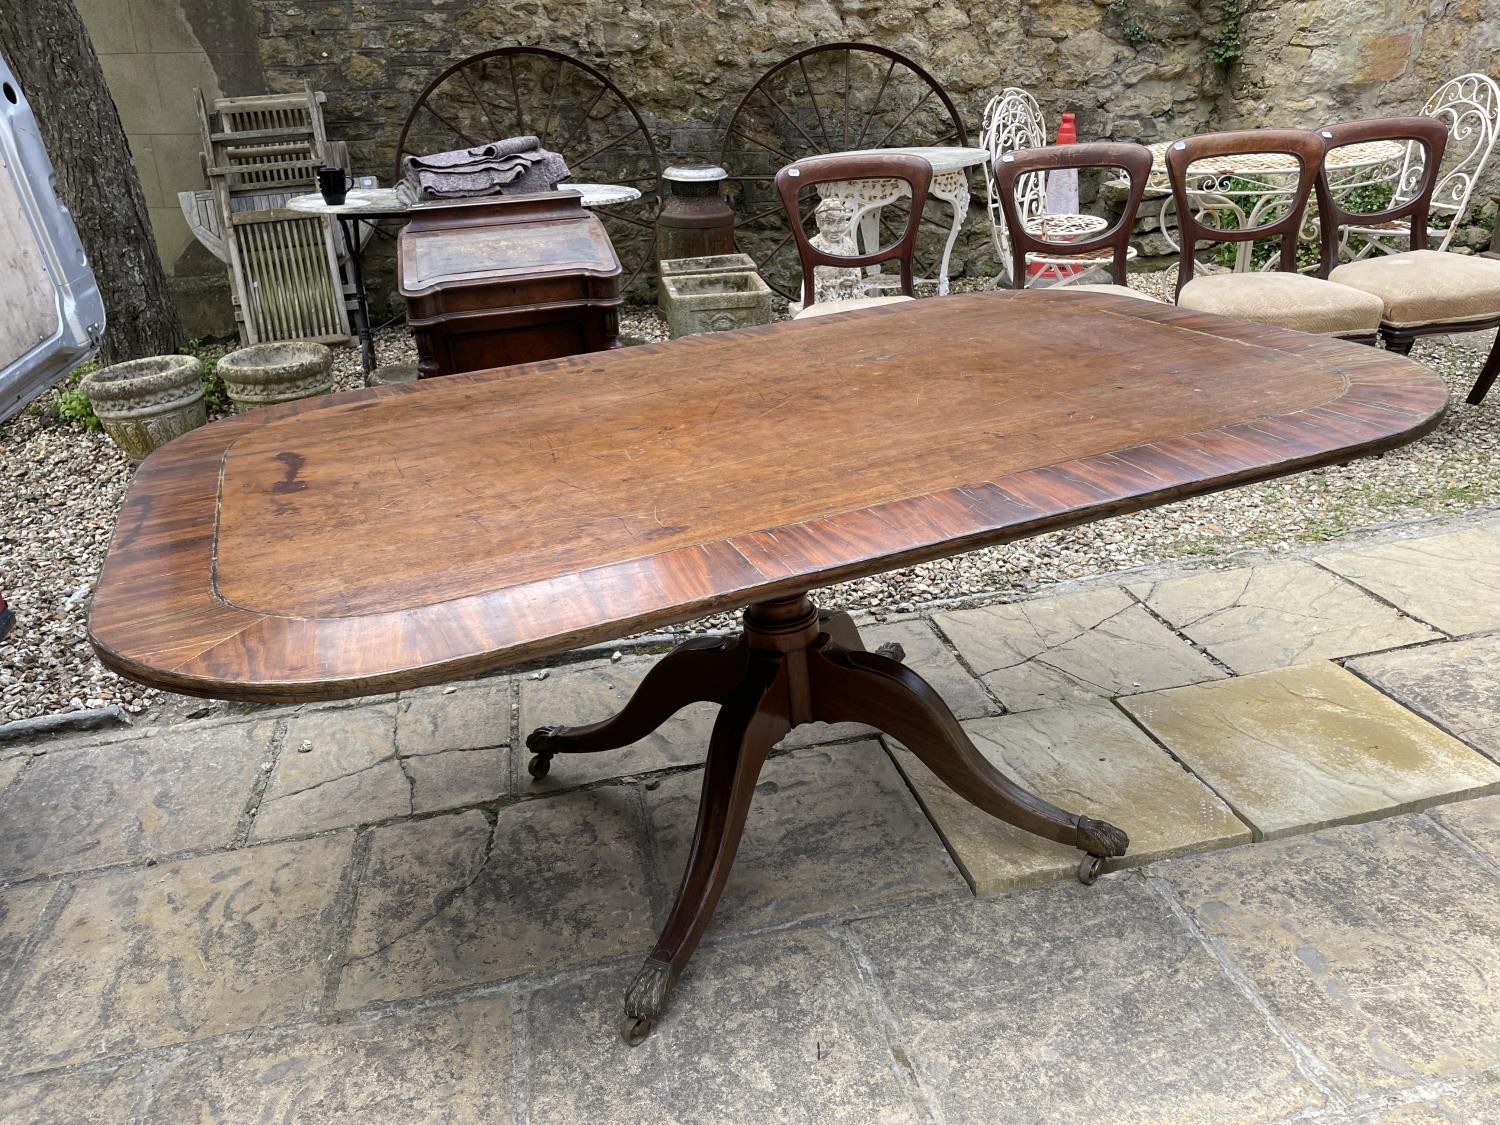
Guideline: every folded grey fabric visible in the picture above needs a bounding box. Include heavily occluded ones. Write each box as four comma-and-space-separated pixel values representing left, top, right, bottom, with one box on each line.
403, 135, 570, 199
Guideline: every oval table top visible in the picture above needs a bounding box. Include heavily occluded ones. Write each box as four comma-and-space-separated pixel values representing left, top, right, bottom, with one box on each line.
89, 291, 1447, 702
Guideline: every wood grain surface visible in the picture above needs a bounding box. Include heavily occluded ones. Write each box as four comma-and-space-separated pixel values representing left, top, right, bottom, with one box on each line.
89, 291, 1448, 702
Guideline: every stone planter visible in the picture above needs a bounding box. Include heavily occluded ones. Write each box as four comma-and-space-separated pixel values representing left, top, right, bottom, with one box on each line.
658, 252, 758, 280
218, 341, 334, 412
659, 259, 772, 338
82, 355, 207, 464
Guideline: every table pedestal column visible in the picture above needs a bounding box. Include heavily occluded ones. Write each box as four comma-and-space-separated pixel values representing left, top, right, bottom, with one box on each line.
525, 593, 1130, 1044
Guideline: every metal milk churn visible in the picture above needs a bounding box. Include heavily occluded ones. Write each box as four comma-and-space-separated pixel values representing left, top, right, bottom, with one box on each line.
654, 164, 736, 264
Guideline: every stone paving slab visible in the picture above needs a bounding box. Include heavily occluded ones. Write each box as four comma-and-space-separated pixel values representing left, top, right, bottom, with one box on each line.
1361, 1076, 1500, 1123
0, 721, 271, 881
1319, 526, 1500, 635
1428, 793, 1500, 864
254, 706, 408, 839
852, 878, 1324, 1123
0, 883, 54, 983
935, 587, 1223, 711
525, 927, 926, 1125
647, 740, 965, 935
780, 618, 997, 749
1121, 663, 1500, 840
889, 706, 1251, 894
406, 746, 508, 814
336, 796, 656, 1010
0, 1060, 144, 1124
1161, 814, 1500, 1097
1347, 634, 1500, 763
253, 704, 510, 841
0, 833, 353, 1076
1128, 560, 1437, 674
397, 678, 511, 754
0, 756, 25, 797
518, 659, 718, 788
143, 996, 511, 1123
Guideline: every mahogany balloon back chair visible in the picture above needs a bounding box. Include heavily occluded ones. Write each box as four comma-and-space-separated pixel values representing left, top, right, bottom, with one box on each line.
1317, 115, 1500, 404
1167, 128, 1383, 342
992, 141, 1161, 302
774, 151, 932, 320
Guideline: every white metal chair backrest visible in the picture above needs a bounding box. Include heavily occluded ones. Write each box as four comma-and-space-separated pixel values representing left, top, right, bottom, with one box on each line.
981, 88, 1048, 282
1396, 73, 1500, 250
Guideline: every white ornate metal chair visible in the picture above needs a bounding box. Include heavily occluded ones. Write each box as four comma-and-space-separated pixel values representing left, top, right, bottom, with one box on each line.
980, 88, 1128, 286
1341, 73, 1500, 260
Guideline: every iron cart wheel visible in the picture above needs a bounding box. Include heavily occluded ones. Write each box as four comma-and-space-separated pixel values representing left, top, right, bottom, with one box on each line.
395, 47, 664, 291
718, 42, 968, 299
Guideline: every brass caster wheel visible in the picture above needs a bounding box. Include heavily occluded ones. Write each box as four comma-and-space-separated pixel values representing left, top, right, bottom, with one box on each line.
622, 1015, 654, 1046
1077, 854, 1105, 886
875, 641, 906, 663
527, 754, 552, 780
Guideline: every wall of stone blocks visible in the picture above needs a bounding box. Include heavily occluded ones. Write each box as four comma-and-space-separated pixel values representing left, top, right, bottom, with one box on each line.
78, 0, 1500, 333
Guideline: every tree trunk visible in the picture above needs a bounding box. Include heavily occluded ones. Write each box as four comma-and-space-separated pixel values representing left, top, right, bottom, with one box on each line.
0, 0, 183, 365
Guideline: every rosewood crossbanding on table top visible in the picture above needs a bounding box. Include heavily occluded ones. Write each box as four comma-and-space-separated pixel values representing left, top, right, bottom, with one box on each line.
89, 291, 1447, 702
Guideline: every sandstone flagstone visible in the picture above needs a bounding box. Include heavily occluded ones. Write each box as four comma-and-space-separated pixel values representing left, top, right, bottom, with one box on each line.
1361, 1076, 1500, 1123
1128, 560, 1436, 673
0, 1060, 144, 1124
0, 833, 353, 1075
0, 720, 270, 880
253, 703, 510, 840
518, 659, 718, 788
405, 746, 508, 813
1347, 634, 1500, 763
1319, 526, 1500, 635
526, 928, 925, 1125
336, 795, 655, 1009
0, 756, 25, 797
646, 740, 965, 935
0, 882, 56, 983
396, 676, 511, 754
853, 879, 1323, 1123
1121, 662, 1500, 839
1162, 814, 1500, 1096
935, 587, 1223, 711
252, 705, 409, 839
889, 706, 1250, 894
1428, 794, 1500, 865
143, 996, 511, 1123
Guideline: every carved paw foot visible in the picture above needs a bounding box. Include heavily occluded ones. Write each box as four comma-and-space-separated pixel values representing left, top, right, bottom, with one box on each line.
525, 725, 567, 754
874, 641, 906, 663
622, 956, 674, 1046
1076, 816, 1130, 858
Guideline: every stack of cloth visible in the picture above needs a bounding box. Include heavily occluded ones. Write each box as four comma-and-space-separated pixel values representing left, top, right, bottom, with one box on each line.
401, 135, 570, 200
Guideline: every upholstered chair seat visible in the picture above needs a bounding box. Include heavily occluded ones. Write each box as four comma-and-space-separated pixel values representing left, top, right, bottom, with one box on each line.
1177, 272, 1384, 336
1329, 249, 1500, 328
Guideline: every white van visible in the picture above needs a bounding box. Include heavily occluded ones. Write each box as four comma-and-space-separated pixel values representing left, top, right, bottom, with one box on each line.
0, 49, 103, 424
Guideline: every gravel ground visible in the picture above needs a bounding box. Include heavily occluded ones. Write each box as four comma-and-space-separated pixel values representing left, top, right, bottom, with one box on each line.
3, 272, 1497, 721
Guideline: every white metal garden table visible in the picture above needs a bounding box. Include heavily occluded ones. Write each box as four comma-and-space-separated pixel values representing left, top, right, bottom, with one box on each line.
814, 145, 987, 295
1137, 138, 1404, 272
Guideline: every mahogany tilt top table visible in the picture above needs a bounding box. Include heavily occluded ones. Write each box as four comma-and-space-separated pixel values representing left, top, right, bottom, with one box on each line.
89, 291, 1448, 1043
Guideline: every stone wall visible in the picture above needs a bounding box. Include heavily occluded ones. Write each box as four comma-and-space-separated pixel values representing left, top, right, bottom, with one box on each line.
85, 0, 1500, 330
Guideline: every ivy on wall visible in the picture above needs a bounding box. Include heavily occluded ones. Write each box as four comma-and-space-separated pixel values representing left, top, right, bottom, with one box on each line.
1209, 0, 1245, 67
1107, 0, 1156, 47
1106, 0, 1246, 67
